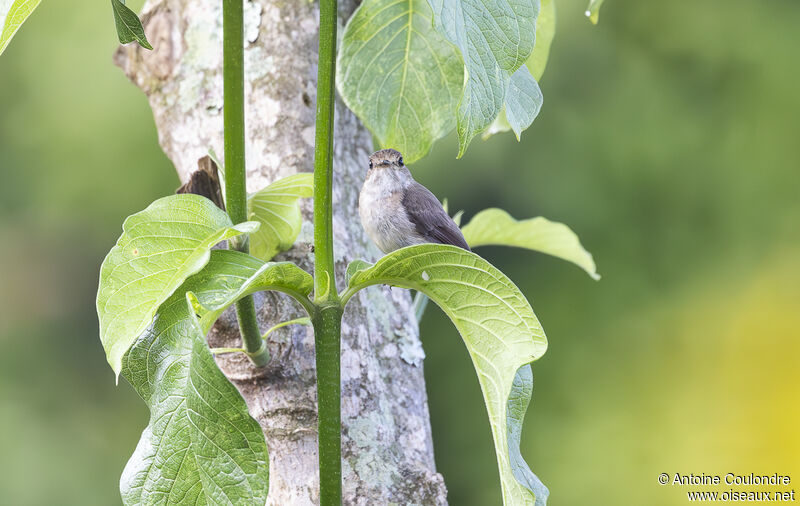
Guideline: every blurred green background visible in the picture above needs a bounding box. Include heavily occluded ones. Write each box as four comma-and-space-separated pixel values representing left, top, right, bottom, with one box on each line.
1, 0, 798, 504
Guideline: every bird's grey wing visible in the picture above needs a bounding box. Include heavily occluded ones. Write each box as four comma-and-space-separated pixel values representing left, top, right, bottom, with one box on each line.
402, 181, 470, 251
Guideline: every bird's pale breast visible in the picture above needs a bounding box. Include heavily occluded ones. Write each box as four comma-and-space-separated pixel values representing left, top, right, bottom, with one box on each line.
359, 170, 424, 253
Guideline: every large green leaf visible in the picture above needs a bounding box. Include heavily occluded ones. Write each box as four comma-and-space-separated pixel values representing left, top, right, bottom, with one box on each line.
97, 194, 258, 378
110, 0, 152, 50
121, 299, 268, 505
462, 208, 600, 280
345, 244, 548, 505
428, 0, 539, 156
120, 250, 312, 505
337, 0, 463, 163
0, 0, 41, 56
483, 0, 554, 139
247, 173, 313, 262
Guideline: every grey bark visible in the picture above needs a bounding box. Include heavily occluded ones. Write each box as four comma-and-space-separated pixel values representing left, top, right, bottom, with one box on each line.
113, 0, 447, 504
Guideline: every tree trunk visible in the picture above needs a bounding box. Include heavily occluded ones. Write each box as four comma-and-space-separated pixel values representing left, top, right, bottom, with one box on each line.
114, 0, 447, 504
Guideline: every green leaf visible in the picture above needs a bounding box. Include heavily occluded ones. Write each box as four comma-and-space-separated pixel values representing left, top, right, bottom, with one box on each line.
481, 68, 543, 141
482, 0, 554, 140
346, 244, 547, 505
482, 107, 513, 140
504, 66, 543, 140
462, 208, 600, 280
97, 194, 258, 378
428, 0, 539, 157
585, 0, 605, 25
110, 0, 153, 50
528, 0, 555, 81
337, 0, 463, 164
345, 259, 372, 285
120, 249, 312, 505
0, 0, 41, 56
185, 251, 314, 330
247, 173, 313, 261
507, 365, 549, 506
121, 301, 268, 505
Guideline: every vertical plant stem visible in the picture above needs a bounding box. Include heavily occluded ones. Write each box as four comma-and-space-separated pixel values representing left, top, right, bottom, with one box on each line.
222, 0, 246, 227
313, 0, 338, 303
223, 0, 269, 367
313, 303, 343, 505
313, 0, 342, 502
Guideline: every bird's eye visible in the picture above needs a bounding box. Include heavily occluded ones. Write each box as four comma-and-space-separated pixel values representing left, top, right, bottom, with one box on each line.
398, 157, 404, 166
368, 160, 373, 169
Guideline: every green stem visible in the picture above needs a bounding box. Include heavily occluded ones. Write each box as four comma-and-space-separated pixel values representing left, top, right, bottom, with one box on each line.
210, 346, 246, 355
222, 0, 246, 226
312, 0, 342, 502
235, 296, 269, 365
313, 0, 338, 304
261, 317, 311, 340
223, 0, 268, 367
313, 303, 343, 506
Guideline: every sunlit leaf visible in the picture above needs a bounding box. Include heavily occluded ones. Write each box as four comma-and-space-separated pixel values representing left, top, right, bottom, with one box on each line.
585, 0, 605, 25
528, 0, 556, 80
97, 194, 258, 378
247, 173, 313, 261
337, 0, 463, 163
110, 0, 153, 50
120, 249, 312, 505
346, 244, 548, 505
462, 208, 599, 280
0, 0, 41, 56
428, 0, 539, 156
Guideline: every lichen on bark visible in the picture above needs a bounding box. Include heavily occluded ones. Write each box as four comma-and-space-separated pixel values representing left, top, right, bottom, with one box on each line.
114, 0, 447, 503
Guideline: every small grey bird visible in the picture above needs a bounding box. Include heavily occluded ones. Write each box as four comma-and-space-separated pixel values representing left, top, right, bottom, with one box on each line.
359, 148, 470, 254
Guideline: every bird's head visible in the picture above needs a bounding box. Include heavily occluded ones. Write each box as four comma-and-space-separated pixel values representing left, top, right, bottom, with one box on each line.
368, 149, 404, 171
